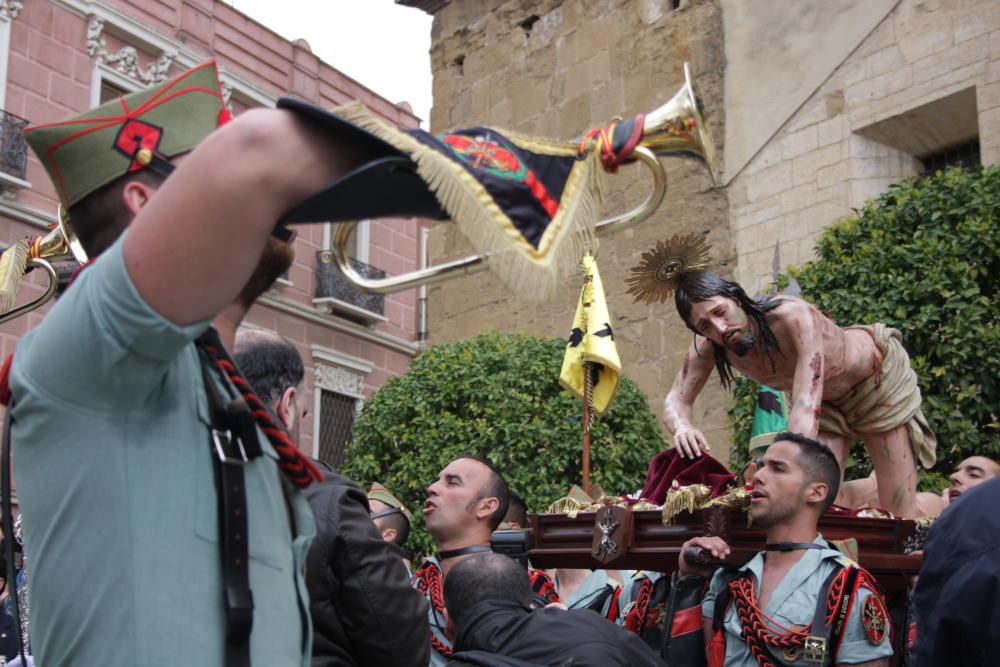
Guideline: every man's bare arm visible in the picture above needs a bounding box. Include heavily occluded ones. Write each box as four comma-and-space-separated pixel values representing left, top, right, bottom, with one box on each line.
124, 109, 369, 326
784, 303, 825, 438
664, 338, 715, 458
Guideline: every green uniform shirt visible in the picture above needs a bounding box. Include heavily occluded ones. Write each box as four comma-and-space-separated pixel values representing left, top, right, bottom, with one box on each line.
702, 534, 892, 666
561, 569, 620, 618
10, 233, 316, 666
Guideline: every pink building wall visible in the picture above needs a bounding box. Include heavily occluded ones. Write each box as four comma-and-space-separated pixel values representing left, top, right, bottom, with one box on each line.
0, 0, 429, 462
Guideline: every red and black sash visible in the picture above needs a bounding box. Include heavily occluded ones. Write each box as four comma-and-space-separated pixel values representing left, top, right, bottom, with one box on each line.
728, 566, 862, 667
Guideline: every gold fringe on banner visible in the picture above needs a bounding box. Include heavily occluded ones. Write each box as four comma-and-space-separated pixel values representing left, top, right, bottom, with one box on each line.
331, 102, 606, 300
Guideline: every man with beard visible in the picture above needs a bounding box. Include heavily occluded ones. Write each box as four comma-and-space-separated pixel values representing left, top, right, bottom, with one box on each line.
4, 61, 384, 666
660, 270, 936, 518
674, 433, 892, 667
413, 456, 559, 667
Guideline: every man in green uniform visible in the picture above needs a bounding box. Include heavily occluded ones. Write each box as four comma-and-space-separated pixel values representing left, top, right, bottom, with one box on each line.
8, 60, 386, 666
675, 433, 892, 667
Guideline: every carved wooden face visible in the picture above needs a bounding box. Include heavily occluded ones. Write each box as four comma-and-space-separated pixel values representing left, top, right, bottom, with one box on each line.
687, 295, 754, 356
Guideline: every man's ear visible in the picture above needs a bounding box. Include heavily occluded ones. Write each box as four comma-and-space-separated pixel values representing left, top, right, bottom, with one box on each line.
804, 481, 830, 508
276, 386, 297, 431
381, 527, 397, 544
121, 179, 155, 216
475, 496, 499, 523
444, 608, 456, 642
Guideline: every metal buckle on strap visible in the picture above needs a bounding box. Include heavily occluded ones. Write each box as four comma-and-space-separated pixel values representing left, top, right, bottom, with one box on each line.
213, 429, 248, 465
803, 636, 827, 664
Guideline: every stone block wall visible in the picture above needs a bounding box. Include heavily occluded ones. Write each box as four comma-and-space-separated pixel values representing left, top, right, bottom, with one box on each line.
731, 0, 1000, 294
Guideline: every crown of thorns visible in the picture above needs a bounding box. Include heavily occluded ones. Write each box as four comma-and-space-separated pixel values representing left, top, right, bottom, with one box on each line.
626, 234, 712, 304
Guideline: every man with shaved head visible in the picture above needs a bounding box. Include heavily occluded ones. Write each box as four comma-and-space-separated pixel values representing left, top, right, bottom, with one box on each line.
414, 456, 558, 666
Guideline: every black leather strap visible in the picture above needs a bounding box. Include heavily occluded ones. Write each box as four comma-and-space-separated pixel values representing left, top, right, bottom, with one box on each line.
764, 542, 826, 552
438, 545, 492, 560
1, 401, 26, 665
198, 334, 261, 667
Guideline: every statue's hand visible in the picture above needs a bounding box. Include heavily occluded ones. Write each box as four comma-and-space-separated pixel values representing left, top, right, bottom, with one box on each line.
674, 426, 710, 459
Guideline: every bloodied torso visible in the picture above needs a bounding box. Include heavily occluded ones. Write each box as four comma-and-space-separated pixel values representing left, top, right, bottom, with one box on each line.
694, 297, 883, 404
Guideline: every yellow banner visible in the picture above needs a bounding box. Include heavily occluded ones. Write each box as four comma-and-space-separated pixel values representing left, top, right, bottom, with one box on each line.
559, 255, 621, 416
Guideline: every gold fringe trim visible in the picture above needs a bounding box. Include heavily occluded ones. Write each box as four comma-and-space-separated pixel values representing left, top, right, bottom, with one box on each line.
0, 240, 29, 314
332, 102, 605, 301
661, 484, 711, 525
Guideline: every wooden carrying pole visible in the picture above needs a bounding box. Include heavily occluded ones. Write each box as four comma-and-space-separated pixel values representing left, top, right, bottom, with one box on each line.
582, 361, 592, 494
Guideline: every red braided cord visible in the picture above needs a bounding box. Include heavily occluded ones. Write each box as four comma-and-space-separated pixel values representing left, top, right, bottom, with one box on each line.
729, 576, 810, 667
413, 562, 455, 658
624, 577, 654, 633
0, 353, 12, 407
201, 341, 322, 488
529, 568, 561, 604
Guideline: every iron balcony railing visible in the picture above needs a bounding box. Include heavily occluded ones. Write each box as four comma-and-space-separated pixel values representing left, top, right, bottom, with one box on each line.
1, 110, 29, 181
315, 250, 385, 318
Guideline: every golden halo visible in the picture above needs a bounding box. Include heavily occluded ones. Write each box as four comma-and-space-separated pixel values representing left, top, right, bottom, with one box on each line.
626, 234, 711, 304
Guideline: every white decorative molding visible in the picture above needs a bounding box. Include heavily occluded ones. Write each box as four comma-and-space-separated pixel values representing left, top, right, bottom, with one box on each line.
54, 1, 276, 110
0, 2, 22, 20
311, 344, 374, 375
313, 363, 366, 398
86, 18, 174, 86
0, 171, 30, 201
0, 199, 55, 232
219, 80, 233, 112
311, 296, 387, 324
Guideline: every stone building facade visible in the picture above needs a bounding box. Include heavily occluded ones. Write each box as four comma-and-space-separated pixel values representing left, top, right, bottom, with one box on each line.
0, 0, 429, 467
406, 0, 999, 463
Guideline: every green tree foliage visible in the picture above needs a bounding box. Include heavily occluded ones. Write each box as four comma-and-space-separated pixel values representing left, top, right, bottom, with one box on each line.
343, 331, 667, 556
729, 167, 1000, 489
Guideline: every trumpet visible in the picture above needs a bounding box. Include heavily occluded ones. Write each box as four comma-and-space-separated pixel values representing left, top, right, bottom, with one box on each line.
327, 62, 717, 295
0, 207, 87, 325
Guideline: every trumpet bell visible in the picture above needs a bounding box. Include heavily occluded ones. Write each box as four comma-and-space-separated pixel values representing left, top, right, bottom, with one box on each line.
0, 207, 87, 325
326, 62, 718, 297
640, 62, 718, 185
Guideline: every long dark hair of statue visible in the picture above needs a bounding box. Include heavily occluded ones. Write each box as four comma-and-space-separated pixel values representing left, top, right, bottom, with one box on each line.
674, 271, 784, 390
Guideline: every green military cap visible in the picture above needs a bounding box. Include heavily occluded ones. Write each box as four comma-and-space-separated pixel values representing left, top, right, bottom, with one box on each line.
367, 481, 413, 523
25, 60, 231, 210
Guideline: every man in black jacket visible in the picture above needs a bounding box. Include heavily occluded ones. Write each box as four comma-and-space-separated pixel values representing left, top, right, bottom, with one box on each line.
914, 475, 1000, 667
234, 330, 430, 667
443, 552, 664, 667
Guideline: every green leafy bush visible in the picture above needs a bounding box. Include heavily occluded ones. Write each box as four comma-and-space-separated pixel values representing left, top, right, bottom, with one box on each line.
342, 331, 667, 556
729, 167, 1000, 490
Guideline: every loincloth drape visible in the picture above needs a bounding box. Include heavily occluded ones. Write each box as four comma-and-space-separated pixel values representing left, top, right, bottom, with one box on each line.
818, 323, 937, 468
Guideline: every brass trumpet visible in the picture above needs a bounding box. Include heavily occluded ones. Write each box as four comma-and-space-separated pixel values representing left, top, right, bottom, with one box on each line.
328, 62, 717, 295
0, 207, 87, 325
